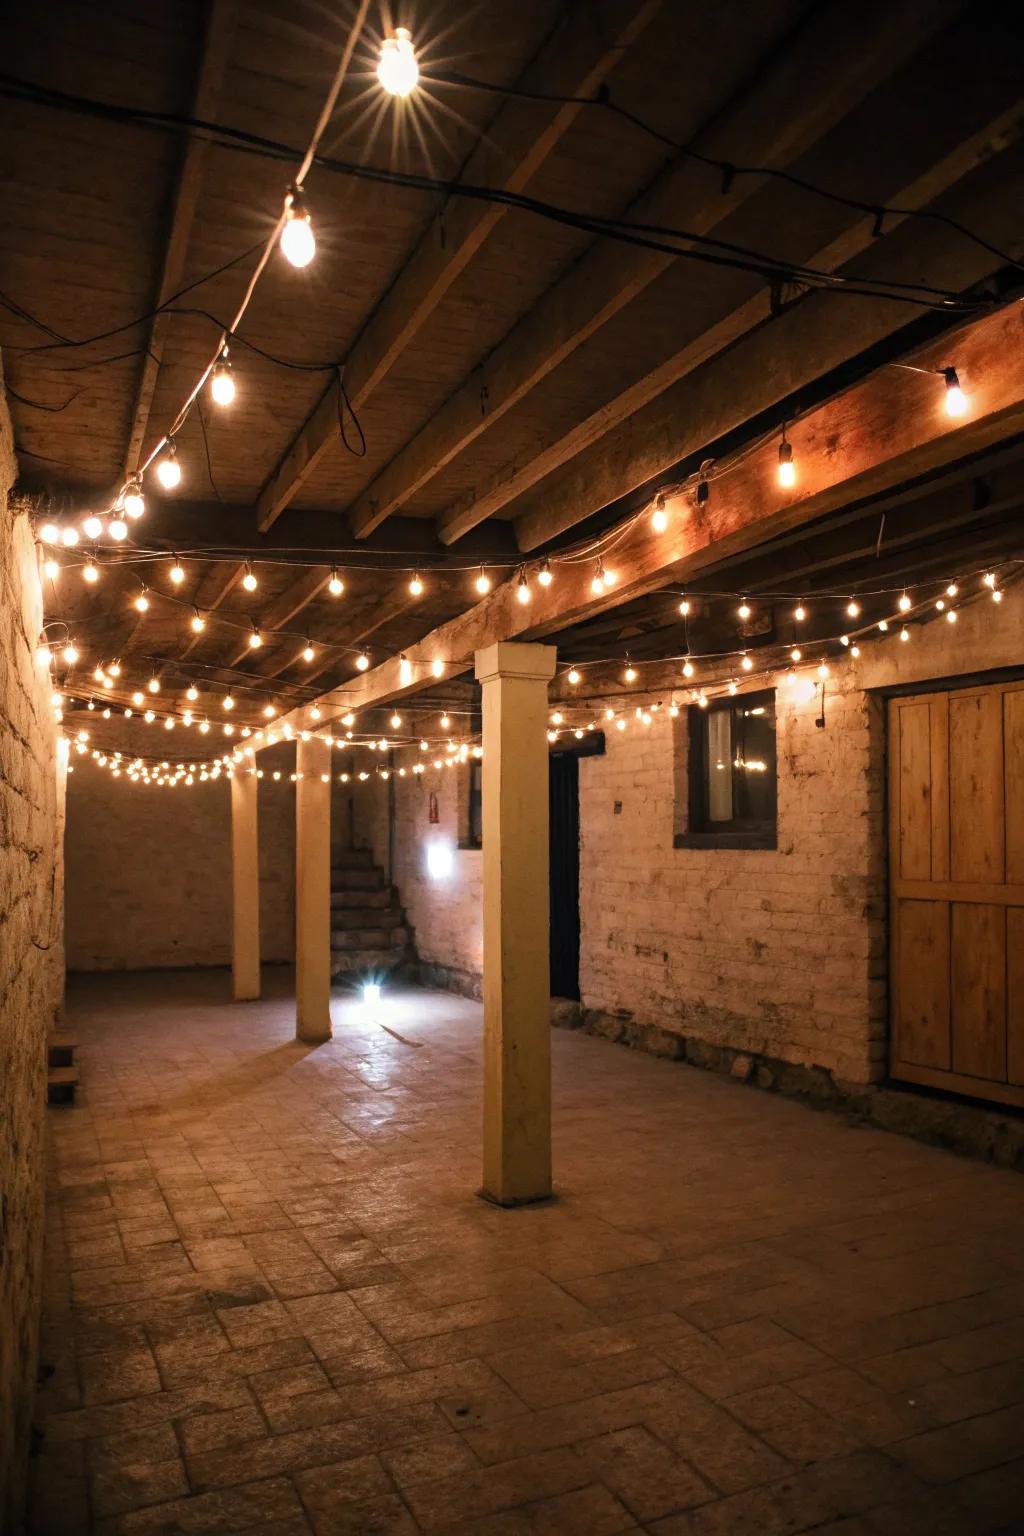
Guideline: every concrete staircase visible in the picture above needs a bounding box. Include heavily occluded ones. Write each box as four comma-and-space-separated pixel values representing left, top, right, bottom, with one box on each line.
330, 848, 414, 983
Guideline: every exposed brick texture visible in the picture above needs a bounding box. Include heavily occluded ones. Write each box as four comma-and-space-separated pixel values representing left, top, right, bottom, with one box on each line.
64, 735, 297, 970
0, 362, 66, 1528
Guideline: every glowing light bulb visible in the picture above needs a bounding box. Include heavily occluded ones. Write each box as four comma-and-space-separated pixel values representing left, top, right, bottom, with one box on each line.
248, 628, 262, 649
190, 610, 205, 633
877, 619, 888, 633
123, 479, 145, 519
61, 527, 79, 548
390, 712, 402, 729
899, 592, 911, 612
242, 565, 257, 592
431, 658, 444, 678
36, 644, 52, 668
147, 677, 160, 693
156, 443, 181, 489
186, 686, 198, 702
353, 650, 369, 672
516, 571, 531, 605
223, 695, 235, 711
62, 643, 80, 666
263, 704, 276, 719
378, 27, 419, 96
43, 558, 59, 580
993, 588, 1003, 603
328, 568, 344, 596
817, 661, 830, 679
83, 515, 103, 540
651, 494, 668, 533
198, 719, 210, 734
741, 654, 754, 672
538, 559, 553, 588
778, 439, 796, 488
144, 710, 155, 723
132, 691, 145, 706
790, 648, 802, 662
678, 598, 691, 617
793, 604, 806, 622
210, 355, 235, 406
983, 572, 997, 589
302, 643, 315, 663
943, 367, 967, 417
134, 592, 149, 612
399, 654, 413, 686
738, 600, 751, 620
170, 560, 186, 585
440, 714, 450, 730
624, 664, 637, 684
946, 608, 957, 624
280, 187, 315, 267
409, 572, 423, 596
899, 627, 910, 642
846, 599, 860, 618
109, 517, 128, 541
946, 582, 958, 598
475, 566, 491, 595
83, 560, 98, 584
682, 660, 695, 679
567, 668, 580, 686
40, 524, 59, 545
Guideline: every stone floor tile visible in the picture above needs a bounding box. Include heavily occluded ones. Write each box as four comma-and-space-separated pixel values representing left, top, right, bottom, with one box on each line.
437, 1483, 639, 1535
382, 1433, 480, 1489
400, 1446, 592, 1530
293, 1454, 417, 1534
90, 1456, 190, 1519
575, 1424, 714, 1521
97, 1475, 306, 1533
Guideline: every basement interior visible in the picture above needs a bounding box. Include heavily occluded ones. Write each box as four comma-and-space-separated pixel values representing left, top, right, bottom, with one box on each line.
2, 1, 1024, 1531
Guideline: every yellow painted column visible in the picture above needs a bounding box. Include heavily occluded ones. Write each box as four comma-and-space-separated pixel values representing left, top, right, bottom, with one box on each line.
295, 735, 332, 1042
475, 641, 558, 1205
230, 770, 260, 1001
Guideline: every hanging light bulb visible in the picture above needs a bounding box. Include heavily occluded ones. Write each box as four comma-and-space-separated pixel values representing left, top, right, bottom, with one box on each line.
147, 677, 160, 693
651, 493, 668, 533
567, 668, 581, 686
248, 627, 263, 649
190, 609, 205, 633
263, 703, 277, 718
62, 643, 80, 666
899, 627, 910, 642
431, 658, 444, 678
682, 660, 695, 679
399, 654, 413, 685
738, 599, 751, 620
156, 442, 181, 490
817, 661, 830, 679
534, 559, 553, 591
679, 597, 691, 617
82, 515, 103, 540
83, 559, 99, 584
61, 527, 79, 548
516, 569, 531, 605
223, 694, 235, 711
327, 567, 344, 597
846, 599, 861, 618
778, 436, 796, 489
624, 660, 637, 684
378, 27, 419, 96
122, 477, 145, 519
210, 351, 235, 406
132, 690, 145, 706
39, 524, 59, 545
983, 572, 997, 589
109, 516, 128, 542
943, 367, 967, 418
899, 591, 911, 612
440, 713, 451, 730
134, 591, 149, 613
946, 608, 958, 624
993, 588, 1004, 603
741, 653, 754, 672
592, 560, 610, 595
280, 186, 315, 268
793, 604, 806, 622
390, 712, 402, 729
108, 661, 121, 677
169, 558, 186, 586
946, 582, 958, 598
186, 686, 199, 702
409, 572, 424, 597
356, 650, 370, 671
877, 619, 889, 632
302, 642, 315, 663
242, 563, 258, 593
790, 647, 802, 662
475, 566, 492, 595
43, 557, 59, 581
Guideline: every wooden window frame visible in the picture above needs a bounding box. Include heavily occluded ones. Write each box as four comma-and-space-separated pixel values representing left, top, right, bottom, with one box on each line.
675, 688, 778, 851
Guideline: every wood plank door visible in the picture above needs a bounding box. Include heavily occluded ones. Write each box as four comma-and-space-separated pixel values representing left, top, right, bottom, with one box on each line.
889, 680, 1024, 1108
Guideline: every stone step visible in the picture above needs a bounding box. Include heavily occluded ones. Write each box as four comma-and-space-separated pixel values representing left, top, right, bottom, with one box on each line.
331, 906, 405, 932
331, 847, 374, 870
331, 886, 395, 910
331, 926, 409, 952
330, 867, 386, 891
47, 1066, 78, 1106
330, 946, 413, 978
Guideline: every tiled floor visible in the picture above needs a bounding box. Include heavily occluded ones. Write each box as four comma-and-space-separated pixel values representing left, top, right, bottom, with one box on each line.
30, 970, 1024, 1535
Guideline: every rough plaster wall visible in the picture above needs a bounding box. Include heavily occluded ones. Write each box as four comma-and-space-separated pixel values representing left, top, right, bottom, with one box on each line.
0, 374, 65, 1529
65, 736, 296, 970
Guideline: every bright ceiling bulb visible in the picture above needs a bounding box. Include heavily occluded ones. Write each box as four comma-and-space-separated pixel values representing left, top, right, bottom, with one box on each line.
475, 567, 491, 595
302, 643, 315, 663
408, 572, 424, 597
738, 600, 751, 620
156, 444, 181, 489
378, 27, 419, 96
898, 592, 911, 611
190, 610, 205, 633
778, 440, 796, 489
248, 628, 262, 649
83, 560, 99, 584
356, 650, 370, 671
679, 598, 691, 616
943, 367, 967, 418
62, 644, 80, 666
390, 712, 402, 729
538, 560, 553, 587
793, 604, 806, 622
431, 658, 444, 678
516, 573, 531, 605
186, 686, 198, 702
123, 479, 145, 519
147, 677, 160, 693
83, 515, 103, 540
567, 668, 581, 686
399, 654, 413, 685
624, 664, 637, 684
210, 356, 235, 406
983, 572, 997, 588
109, 517, 128, 541
134, 593, 149, 612
328, 569, 344, 596
223, 695, 235, 711
651, 495, 668, 533
61, 526, 79, 547
40, 523, 59, 544
741, 654, 754, 672
43, 558, 59, 580
281, 188, 315, 267
242, 565, 257, 592
170, 560, 186, 585
682, 660, 695, 679
846, 599, 860, 618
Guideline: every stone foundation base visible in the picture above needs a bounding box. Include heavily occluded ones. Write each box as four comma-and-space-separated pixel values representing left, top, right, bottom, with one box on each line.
551, 1001, 1024, 1172
414, 962, 483, 1000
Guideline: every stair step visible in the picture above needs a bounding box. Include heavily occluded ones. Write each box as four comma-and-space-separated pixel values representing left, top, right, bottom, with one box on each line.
331, 907, 404, 932
47, 1066, 78, 1106
330, 947, 412, 978
330, 867, 386, 891
331, 887, 395, 909
332, 927, 409, 952
48, 1032, 77, 1067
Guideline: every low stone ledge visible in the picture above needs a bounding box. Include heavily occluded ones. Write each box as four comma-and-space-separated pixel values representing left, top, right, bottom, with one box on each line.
553, 1004, 1024, 1172
414, 962, 483, 1000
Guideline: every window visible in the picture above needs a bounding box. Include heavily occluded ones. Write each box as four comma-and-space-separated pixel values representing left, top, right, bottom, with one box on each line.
677, 688, 777, 849
467, 759, 483, 848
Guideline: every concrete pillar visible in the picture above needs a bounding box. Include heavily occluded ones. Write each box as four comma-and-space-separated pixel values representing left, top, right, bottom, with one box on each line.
474, 641, 558, 1205
295, 735, 332, 1042
230, 770, 260, 1001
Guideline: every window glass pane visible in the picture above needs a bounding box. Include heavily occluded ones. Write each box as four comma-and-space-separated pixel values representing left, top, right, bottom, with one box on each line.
707, 708, 733, 822
733, 698, 775, 824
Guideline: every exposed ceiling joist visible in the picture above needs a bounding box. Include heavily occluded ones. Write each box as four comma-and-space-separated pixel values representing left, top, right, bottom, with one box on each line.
263, 298, 1024, 742
254, 0, 662, 533
122, 0, 241, 477
224, 566, 328, 667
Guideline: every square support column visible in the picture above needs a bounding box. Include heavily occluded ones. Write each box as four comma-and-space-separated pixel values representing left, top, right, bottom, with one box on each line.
295, 735, 332, 1043
475, 641, 558, 1205
230, 770, 261, 1001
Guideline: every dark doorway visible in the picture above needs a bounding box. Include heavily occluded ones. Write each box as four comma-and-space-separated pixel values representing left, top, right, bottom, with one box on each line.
549, 752, 581, 1000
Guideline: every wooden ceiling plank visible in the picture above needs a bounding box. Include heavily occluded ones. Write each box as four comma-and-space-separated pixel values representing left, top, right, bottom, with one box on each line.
477, 94, 1024, 550
359, 0, 961, 545
254, 0, 662, 532
262, 300, 1024, 739
123, 0, 242, 476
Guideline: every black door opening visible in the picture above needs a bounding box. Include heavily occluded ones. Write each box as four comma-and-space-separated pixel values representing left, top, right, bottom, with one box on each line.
549, 752, 581, 1000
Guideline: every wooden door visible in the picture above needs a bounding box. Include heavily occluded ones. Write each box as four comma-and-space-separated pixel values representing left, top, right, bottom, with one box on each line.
889, 681, 1024, 1108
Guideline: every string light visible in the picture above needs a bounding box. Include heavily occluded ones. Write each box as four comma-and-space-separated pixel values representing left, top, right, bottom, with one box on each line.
943, 367, 967, 417
122, 478, 144, 519
61, 527, 79, 548
475, 566, 492, 595
652, 492, 668, 533
899, 591, 911, 611
210, 351, 235, 406
352, 649, 370, 672
983, 572, 997, 588
846, 599, 861, 618
409, 572, 424, 596
147, 677, 160, 693
992, 588, 1004, 603
679, 597, 691, 616
109, 516, 128, 541
946, 582, 958, 597
538, 559, 553, 588
82, 515, 103, 540
281, 186, 315, 268
62, 643, 80, 666
900, 627, 910, 642
399, 654, 413, 685
378, 27, 419, 96
156, 441, 181, 489
242, 563, 258, 592
431, 658, 444, 678
302, 641, 315, 662
83, 560, 98, 584
737, 599, 751, 620
134, 591, 149, 612
223, 695, 235, 711
440, 713, 450, 730
778, 434, 796, 489
516, 569, 531, 605
567, 668, 581, 686
248, 626, 263, 649
43, 557, 59, 580
793, 604, 806, 622
741, 653, 754, 672
624, 660, 637, 683
390, 711, 402, 729
790, 647, 802, 661
39, 524, 59, 544
946, 608, 958, 623
190, 609, 205, 633
170, 558, 186, 585
186, 686, 199, 702
328, 567, 344, 596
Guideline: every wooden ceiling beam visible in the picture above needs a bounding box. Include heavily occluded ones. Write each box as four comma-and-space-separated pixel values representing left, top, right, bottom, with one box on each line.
506, 97, 1024, 552
261, 299, 1024, 742
222, 566, 329, 667
122, 0, 241, 476
254, 0, 662, 533
358, 0, 962, 546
